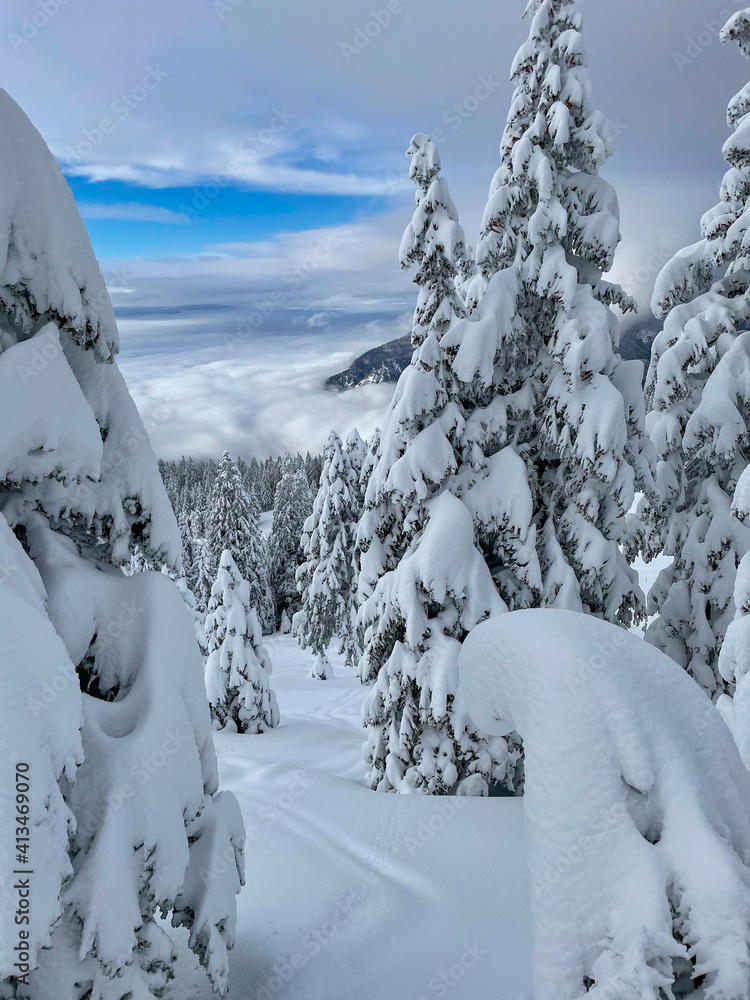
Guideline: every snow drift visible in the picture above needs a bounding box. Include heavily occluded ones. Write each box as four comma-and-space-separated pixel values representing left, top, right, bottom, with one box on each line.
459, 609, 750, 1000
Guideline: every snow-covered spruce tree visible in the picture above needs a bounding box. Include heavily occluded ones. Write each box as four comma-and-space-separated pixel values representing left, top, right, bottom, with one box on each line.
358, 3, 652, 792
445, 0, 651, 623
311, 654, 334, 680
0, 89, 243, 999
356, 136, 528, 791
356, 133, 479, 680
207, 450, 274, 633
126, 543, 155, 575
268, 460, 313, 622
350, 427, 380, 668
194, 535, 217, 614
205, 551, 279, 733
638, 9, 750, 698
295, 431, 359, 671
178, 505, 198, 593
399, 132, 470, 348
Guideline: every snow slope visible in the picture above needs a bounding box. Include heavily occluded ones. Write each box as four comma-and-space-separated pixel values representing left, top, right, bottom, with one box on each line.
167, 635, 532, 1000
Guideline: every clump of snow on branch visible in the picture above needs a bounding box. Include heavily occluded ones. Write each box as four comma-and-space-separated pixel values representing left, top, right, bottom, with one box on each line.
362, 493, 515, 794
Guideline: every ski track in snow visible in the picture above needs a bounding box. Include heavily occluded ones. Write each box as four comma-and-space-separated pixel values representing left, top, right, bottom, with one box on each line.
166, 634, 532, 1000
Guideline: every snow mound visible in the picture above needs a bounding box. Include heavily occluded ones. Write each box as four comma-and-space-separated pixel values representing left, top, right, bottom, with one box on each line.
459, 609, 750, 1000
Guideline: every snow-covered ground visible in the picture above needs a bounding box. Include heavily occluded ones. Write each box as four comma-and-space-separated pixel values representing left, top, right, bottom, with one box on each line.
168, 551, 672, 1000
167, 635, 532, 1000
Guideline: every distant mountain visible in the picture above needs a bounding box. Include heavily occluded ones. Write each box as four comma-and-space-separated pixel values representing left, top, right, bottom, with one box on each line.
326, 335, 412, 391
326, 314, 660, 392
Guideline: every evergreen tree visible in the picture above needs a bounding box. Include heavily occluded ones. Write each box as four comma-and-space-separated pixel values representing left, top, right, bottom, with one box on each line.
0, 89, 243, 998
356, 134, 522, 789
294, 431, 359, 668
638, 9, 750, 698
452, 0, 651, 624
268, 461, 314, 622
205, 550, 280, 733
207, 451, 274, 632
399, 132, 470, 348
350, 428, 381, 669
189, 504, 206, 545
357, 0, 651, 792
357, 135, 481, 685
305, 450, 324, 492
178, 506, 197, 591
720, 461, 750, 759
194, 536, 217, 614
311, 653, 335, 680
126, 544, 155, 575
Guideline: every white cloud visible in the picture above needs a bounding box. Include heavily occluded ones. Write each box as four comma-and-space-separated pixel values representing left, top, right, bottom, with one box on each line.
64, 158, 410, 197
102, 214, 414, 318
306, 311, 331, 328
119, 329, 395, 459
78, 202, 189, 224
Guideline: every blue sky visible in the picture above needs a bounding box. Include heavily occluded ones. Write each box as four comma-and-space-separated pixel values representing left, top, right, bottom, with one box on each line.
1, 0, 747, 457
68, 175, 391, 258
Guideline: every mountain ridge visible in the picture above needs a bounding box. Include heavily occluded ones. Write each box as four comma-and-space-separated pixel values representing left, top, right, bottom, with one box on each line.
326, 314, 660, 392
